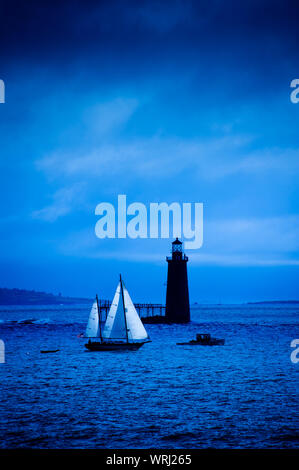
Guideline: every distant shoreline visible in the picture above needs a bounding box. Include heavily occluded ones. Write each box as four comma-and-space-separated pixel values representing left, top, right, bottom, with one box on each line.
191, 300, 299, 306
1, 288, 298, 307
0, 287, 92, 306
246, 300, 299, 305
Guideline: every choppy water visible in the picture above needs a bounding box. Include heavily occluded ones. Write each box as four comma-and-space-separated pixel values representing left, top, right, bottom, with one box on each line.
0, 303, 298, 449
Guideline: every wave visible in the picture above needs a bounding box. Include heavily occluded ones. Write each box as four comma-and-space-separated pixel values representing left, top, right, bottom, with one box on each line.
18, 318, 52, 325
271, 433, 299, 443
161, 431, 198, 442
0, 318, 85, 328
0, 318, 53, 326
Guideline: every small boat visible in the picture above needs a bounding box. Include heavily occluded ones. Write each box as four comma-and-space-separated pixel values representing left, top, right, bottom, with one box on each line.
177, 333, 225, 346
19, 318, 36, 324
85, 275, 151, 351
40, 349, 60, 353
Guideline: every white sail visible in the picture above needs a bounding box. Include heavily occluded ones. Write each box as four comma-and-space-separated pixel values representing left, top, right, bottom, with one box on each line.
102, 282, 127, 342
123, 283, 148, 341
85, 300, 99, 337
102, 279, 149, 343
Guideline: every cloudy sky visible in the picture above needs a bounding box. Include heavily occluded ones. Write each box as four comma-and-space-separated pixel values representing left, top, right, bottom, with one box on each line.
0, 0, 298, 302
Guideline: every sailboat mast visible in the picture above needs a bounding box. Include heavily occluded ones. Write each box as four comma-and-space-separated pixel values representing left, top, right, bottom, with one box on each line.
120, 274, 129, 343
96, 294, 102, 341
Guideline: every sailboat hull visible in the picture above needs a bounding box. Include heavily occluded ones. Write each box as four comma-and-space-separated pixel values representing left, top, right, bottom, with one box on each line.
85, 341, 147, 351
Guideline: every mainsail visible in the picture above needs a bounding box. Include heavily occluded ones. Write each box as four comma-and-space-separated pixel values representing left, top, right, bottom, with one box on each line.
102, 282, 127, 341
122, 282, 148, 341
102, 278, 148, 343
85, 300, 99, 338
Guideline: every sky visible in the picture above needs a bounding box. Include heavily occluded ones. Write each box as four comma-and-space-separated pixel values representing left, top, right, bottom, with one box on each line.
0, 0, 298, 303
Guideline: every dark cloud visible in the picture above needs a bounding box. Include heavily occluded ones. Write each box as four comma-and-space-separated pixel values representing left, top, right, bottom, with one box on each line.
1, 1, 299, 299
1, 0, 298, 68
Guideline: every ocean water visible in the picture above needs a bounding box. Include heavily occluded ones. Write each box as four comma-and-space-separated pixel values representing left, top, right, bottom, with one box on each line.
0, 303, 298, 449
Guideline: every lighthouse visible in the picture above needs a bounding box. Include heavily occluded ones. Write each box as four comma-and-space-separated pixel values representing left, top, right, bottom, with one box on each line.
165, 238, 190, 323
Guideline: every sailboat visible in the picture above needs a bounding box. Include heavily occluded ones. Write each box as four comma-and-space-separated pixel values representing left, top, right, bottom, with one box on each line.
85, 275, 151, 351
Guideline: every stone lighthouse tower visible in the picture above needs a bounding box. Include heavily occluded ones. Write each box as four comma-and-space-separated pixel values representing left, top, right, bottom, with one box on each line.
165, 238, 190, 323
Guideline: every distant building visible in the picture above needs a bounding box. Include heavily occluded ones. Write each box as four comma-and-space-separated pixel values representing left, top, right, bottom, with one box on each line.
165, 238, 190, 323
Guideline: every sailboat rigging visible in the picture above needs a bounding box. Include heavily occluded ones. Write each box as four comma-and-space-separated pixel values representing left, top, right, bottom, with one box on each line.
85, 275, 151, 351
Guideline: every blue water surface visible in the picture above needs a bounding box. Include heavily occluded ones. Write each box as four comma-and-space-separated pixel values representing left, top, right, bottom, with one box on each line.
0, 303, 298, 449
